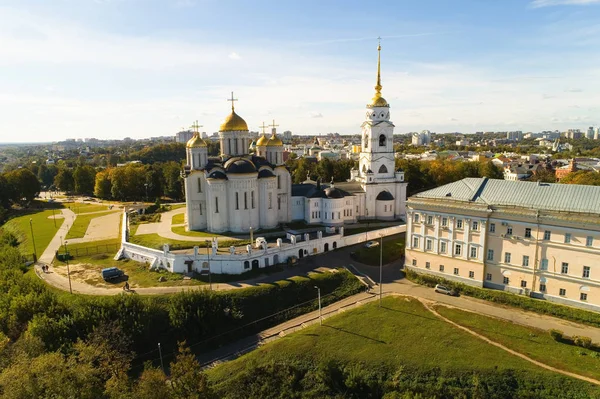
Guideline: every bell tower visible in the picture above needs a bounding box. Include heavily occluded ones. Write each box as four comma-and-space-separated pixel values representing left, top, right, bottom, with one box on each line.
359, 40, 395, 181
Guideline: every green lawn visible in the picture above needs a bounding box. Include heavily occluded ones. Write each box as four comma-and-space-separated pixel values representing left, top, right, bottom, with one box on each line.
129, 233, 204, 250
435, 306, 600, 379
350, 237, 404, 266
60, 202, 113, 214
65, 210, 120, 240
208, 297, 598, 396
171, 213, 185, 225
3, 208, 65, 257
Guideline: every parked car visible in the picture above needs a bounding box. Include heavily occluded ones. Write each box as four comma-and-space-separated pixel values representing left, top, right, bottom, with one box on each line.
101, 267, 125, 282
434, 284, 457, 296
364, 241, 379, 248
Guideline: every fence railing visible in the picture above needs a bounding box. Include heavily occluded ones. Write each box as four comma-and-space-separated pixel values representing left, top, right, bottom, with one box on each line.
62, 243, 120, 257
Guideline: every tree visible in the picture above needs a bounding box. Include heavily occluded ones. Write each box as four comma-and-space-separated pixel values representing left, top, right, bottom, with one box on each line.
94, 170, 112, 199
162, 162, 183, 200
560, 170, 600, 186
133, 365, 173, 399
6, 169, 40, 203
73, 165, 97, 195
169, 342, 213, 399
54, 168, 75, 193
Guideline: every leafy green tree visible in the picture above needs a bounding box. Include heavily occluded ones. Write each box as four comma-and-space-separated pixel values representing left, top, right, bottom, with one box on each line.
6, 168, 40, 203
162, 161, 183, 200
94, 170, 112, 199
73, 165, 97, 195
133, 364, 173, 399
54, 168, 75, 193
560, 170, 600, 186
169, 342, 214, 399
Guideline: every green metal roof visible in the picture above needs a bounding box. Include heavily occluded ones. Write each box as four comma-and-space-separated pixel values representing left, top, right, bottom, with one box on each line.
411, 178, 600, 215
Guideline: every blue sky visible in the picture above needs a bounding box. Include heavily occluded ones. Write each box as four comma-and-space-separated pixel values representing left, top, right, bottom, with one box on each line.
1, 0, 600, 142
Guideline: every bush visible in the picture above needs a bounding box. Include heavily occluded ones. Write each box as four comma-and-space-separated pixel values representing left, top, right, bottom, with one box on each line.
405, 269, 600, 328
573, 336, 593, 349
549, 329, 563, 341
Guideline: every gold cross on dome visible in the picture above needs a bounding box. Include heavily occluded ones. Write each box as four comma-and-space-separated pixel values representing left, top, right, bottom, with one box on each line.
270, 119, 279, 130
190, 120, 203, 133
259, 121, 269, 134
377, 36, 381, 45
227, 91, 238, 111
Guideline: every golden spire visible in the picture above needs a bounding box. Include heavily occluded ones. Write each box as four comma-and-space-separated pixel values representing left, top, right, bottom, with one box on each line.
369, 37, 389, 108
375, 37, 382, 95
220, 91, 249, 131
259, 121, 269, 134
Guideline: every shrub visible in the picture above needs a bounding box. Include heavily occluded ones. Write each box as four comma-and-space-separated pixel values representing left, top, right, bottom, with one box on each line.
549, 329, 563, 341
573, 336, 593, 349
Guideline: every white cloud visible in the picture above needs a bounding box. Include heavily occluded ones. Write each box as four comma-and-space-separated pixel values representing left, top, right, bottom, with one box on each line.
228, 52, 241, 60
310, 112, 324, 118
531, 0, 600, 7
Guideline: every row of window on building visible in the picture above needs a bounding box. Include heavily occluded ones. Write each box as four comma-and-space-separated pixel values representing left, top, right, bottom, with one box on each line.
414, 237, 478, 258
414, 260, 589, 301
413, 213, 595, 247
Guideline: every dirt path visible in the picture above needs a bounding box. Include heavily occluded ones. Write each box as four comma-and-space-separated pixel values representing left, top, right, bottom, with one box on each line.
421, 300, 600, 386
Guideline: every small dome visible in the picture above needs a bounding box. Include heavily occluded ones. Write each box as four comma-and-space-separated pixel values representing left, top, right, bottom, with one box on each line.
267, 133, 283, 146
369, 94, 389, 108
324, 187, 344, 199
224, 157, 257, 174
186, 132, 207, 148
207, 171, 228, 180
258, 169, 275, 178
220, 110, 249, 132
256, 134, 269, 146
376, 191, 394, 201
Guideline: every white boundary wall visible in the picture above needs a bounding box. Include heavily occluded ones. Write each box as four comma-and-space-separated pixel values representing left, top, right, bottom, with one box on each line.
117, 211, 406, 275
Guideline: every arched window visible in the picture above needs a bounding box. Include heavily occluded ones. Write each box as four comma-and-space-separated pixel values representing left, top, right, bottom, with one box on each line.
379, 134, 386, 147
364, 134, 368, 148
378, 164, 388, 174
362, 165, 367, 174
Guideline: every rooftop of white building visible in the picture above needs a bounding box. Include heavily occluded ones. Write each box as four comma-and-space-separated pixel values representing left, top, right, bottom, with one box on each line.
411, 177, 600, 215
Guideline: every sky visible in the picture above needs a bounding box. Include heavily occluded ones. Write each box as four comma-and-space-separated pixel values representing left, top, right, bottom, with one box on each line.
1, 0, 600, 143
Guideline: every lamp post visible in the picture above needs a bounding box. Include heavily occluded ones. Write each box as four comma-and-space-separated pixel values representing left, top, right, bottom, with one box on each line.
51, 207, 56, 228
379, 234, 383, 307
29, 218, 37, 262
205, 240, 212, 290
144, 183, 148, 203
64, 240, 72, 294
314, 285, 322, 326
249, 226, 253, 246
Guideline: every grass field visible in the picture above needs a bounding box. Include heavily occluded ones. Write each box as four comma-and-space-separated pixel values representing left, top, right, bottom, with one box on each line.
171, 213, 185, 225
65, 210, 120, 239
208, 297, 600, 397
350, 237, 404, 266
3, 208, 65, 257
60, 202, 113, 214
435, 305, 600, 379
171, 226, 217, 238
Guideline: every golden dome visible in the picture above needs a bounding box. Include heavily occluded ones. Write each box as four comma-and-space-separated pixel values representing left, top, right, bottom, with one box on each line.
256, 134, 269, 146
219, 110, 249, 132
267, 132, 283, 146
186, 132, 207, 148
370, 93, 389, 107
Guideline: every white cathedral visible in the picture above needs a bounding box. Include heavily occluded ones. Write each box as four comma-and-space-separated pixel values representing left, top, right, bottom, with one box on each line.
183, 44, 407, 233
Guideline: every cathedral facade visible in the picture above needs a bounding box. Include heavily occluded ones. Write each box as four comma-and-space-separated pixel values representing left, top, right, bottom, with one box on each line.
183, 44, 407, 233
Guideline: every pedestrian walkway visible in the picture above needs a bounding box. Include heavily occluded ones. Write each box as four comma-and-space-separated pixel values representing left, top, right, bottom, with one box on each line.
39, 208, 76, 264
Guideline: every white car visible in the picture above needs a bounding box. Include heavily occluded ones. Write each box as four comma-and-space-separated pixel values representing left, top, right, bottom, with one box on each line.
434, 284, 457, 296
364, 241, 379, 248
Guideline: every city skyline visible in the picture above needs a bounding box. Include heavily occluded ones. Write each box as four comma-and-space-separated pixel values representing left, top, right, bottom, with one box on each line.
2, 0, 600, 143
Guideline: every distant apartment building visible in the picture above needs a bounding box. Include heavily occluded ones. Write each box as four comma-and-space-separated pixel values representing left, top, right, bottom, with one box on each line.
506, 131, 523, 141
283, 130, 293, 143
587, 127, 595, 140
595, 127, 600, 140
405, 178, 600, 312
455, 139, 470, 146
411, 130, 431, 146
175, 130, 194, 144
565, 129, 584, 140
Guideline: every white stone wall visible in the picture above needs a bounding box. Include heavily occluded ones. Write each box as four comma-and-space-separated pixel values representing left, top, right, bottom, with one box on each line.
118, 210, 406, 275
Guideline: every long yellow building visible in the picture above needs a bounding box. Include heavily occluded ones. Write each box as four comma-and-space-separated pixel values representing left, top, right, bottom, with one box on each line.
405, 178, 600, 312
